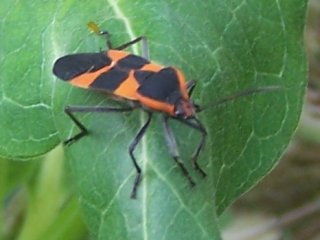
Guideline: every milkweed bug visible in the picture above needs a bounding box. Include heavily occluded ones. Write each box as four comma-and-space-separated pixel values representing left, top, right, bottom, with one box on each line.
53, 22, 280, 198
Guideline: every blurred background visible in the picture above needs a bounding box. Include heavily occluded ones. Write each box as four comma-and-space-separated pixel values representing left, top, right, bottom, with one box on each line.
223, 0, 320, 239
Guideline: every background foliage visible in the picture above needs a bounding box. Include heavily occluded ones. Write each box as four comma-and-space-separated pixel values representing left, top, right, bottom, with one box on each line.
224, 1, 320, 239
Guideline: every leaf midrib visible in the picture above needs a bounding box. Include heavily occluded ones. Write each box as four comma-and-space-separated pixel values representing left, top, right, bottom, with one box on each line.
106, 0, 149, 239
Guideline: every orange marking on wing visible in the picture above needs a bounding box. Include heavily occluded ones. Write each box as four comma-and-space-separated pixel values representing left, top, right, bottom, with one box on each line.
113, 70, 140, 100
140, 63, 163, 72
137, 92, 175, 115
70, 65, 112, 88
173, 67, 189, 100
108, 50, 130, 62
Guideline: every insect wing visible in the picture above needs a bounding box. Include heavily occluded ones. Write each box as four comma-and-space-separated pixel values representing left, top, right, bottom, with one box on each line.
53, 52, 111, 81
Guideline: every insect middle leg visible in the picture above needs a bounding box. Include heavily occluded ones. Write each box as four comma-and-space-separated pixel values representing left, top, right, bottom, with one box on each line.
129, 111, 152, 199
64, 105, 134, 146
162, 115, 196, 187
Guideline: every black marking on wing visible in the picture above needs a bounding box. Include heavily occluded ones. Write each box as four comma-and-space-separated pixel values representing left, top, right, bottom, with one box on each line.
134, 70, 155, 84
137, 67, 182, 103
89, 67, 129, 91
53, 52, 111, 81
116, 54, 149, 70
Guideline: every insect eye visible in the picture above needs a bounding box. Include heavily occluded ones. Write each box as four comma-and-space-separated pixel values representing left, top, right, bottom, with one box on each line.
174, 103, 185, 118
174, 109, 184, 118
175, 106, 190, 119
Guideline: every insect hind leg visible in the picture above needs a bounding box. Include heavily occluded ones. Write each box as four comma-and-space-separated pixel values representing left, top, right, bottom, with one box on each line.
87, 21, 113, 49
115, 36, 149, 60
88, 22, 149, 60
129, 111, 152, 199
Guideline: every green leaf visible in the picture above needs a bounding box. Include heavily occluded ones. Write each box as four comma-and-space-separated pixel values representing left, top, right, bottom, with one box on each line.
205, 0, 308, 213
0, 1, 60, 158
0, 0, 307, 239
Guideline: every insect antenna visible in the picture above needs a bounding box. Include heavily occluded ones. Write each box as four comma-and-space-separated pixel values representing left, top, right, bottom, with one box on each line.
197, 85, 282, 112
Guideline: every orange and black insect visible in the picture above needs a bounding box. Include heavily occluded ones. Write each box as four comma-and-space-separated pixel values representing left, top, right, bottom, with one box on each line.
53, 22, 207, 198
53, 22, 280, 198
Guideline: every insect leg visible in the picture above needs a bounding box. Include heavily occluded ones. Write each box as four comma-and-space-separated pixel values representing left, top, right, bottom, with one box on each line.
115, 36, 149, 60
64, 105, 134, 146
103, 32, 113, 49
173, 117, 207, 177
186, 80, 196, 96
87, 22, 149, 58
87, 22, 113, 49
162, 115, 196, 187
186, 80, 202, 112
129, 111, 152, 199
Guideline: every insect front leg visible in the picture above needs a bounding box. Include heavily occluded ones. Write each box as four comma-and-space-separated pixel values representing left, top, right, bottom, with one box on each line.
174, 117, 207, 178
129, 111, 152, 199
186, 80, 196, 97
162, 115, 196, 187
64, 105, 134, 146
